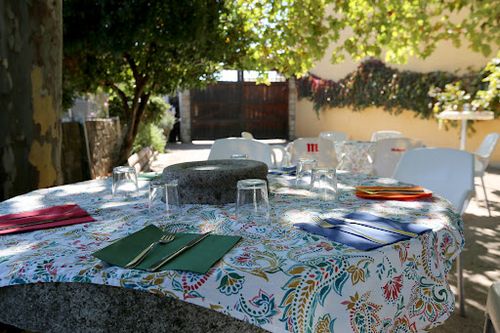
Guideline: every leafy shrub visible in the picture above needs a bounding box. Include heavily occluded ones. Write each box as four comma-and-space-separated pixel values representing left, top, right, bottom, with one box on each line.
132, 123, 166, 153
108, 95, 171, 125
429, 52, 499, 114
158, 108, 177, 132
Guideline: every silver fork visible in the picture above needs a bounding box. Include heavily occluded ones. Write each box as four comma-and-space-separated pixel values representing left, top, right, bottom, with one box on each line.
125, 233, 175, 268
312, 216, 387, 245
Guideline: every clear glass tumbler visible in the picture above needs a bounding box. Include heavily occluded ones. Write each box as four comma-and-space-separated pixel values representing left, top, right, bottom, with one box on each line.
112, 166, 138, 197
310, 167, 337, 201
149, 180, 165, 213
296, 158, 317, 187
236, 179, 270, 223
149, 179, 180, 215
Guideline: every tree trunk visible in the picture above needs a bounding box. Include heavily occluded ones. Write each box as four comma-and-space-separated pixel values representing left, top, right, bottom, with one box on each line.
116, 93, 150, 166
0, 1, 63, 201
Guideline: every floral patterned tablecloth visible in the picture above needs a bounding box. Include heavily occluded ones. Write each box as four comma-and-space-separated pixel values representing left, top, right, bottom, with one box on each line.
0, 173, 463, 333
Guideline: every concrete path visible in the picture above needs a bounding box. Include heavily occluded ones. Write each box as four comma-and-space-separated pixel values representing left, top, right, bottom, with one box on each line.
152, 142, 500, 332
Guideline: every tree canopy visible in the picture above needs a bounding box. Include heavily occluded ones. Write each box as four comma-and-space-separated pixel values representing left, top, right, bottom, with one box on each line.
63, 0, 499, 164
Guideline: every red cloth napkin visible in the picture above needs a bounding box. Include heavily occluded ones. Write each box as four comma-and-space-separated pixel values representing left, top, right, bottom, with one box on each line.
0, 204, 95, 235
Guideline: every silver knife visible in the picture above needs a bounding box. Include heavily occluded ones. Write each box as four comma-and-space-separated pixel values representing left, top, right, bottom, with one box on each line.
148, 231, 212, 272
342, 218, 418, 237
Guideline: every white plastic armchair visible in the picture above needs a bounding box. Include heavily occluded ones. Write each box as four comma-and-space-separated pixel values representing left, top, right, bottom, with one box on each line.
474, 133, 499, 216
287, 137, 321, 164
208, 138, 273, 167
393, 147, 474, 317
270, 145, 287, 168
373, 137, 422, 178
370, 130, 403, 142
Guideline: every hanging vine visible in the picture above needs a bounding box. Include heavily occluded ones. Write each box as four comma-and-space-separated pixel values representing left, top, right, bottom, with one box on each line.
297, 58, 498, 119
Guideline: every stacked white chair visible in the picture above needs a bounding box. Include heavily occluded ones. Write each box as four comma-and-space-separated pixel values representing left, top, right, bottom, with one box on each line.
371, 130, 403, 142
240, 132, 287, 168
474, 133, 499, 216
286, 137, 320, 164
373, 137, 423, 178
393, 147, 475, 317
208, 138, 274, 167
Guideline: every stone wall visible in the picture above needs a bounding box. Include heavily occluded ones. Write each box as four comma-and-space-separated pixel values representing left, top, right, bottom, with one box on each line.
84, 118, 121, 178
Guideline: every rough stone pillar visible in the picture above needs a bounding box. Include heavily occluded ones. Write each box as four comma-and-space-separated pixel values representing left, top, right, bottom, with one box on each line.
0, 0, 63, 200
288, 77, 297, 140
179, 90, 191, 143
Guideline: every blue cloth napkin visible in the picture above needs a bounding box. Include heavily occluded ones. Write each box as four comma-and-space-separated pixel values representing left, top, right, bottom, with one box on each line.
268, 165, 296, 176
295, 212, 432, 251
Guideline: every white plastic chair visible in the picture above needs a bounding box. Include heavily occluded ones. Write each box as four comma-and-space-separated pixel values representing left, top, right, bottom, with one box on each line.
270, 145, 287, 168
208, 138, 273, 167
287, 137, 337, 167
370, 130, 403, 142
484, 281, 500, 333
394, 147, 475, 317
287, 137, 320, 164
474, 133, 499, 216
373, 137, 423, 178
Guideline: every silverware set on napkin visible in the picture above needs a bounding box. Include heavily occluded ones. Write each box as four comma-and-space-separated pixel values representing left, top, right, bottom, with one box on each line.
124, 231, 212, 272
312, 216, 418, 245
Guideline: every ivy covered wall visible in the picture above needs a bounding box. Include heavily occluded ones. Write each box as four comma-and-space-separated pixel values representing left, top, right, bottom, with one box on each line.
297, 58, 497, 119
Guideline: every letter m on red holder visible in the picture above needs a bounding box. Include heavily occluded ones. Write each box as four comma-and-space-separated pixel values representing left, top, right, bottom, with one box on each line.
307, 143, 319, 152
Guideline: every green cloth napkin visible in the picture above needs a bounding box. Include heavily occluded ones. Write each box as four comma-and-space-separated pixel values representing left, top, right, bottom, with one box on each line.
93, 225, 241, 274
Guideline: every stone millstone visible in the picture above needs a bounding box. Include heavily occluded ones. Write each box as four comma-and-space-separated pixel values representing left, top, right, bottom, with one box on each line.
162, 159, 268, 204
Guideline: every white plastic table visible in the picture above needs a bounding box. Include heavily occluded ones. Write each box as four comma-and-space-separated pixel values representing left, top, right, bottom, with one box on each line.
436, 110, 494, 150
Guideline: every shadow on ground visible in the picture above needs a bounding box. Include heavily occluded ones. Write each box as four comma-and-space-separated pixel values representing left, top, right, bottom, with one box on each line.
433, 168, 500, 332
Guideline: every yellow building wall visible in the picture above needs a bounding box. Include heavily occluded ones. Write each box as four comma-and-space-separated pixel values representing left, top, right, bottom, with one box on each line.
295, 41, 500, 166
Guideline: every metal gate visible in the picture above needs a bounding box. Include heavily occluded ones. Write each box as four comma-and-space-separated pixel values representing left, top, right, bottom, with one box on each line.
190, 81, 288, 139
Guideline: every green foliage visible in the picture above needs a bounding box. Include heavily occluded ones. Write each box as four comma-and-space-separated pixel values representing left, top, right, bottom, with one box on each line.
63, 0, 499, 163
231, 0, 499, 77
133, 123, 167, 153
108, 95, 170, 124
158, 109, 177, 132
142, 97, 170, 125
64, 1, 245, 96
321, 0, 499, 65
429, 52, 499, 115
298, 59, 460, 119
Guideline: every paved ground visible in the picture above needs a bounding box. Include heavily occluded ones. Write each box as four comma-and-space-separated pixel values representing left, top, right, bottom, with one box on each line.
152, 142, 500, 332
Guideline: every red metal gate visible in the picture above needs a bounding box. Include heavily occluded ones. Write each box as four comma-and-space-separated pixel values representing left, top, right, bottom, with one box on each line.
190, 81, 288, 139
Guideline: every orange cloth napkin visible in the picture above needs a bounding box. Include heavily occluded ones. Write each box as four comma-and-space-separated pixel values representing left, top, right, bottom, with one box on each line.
355, 186, 432, 201
0, 204, 95, 235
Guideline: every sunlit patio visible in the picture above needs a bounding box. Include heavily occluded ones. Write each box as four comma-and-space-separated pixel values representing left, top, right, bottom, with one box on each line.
1, 1, 499, 332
